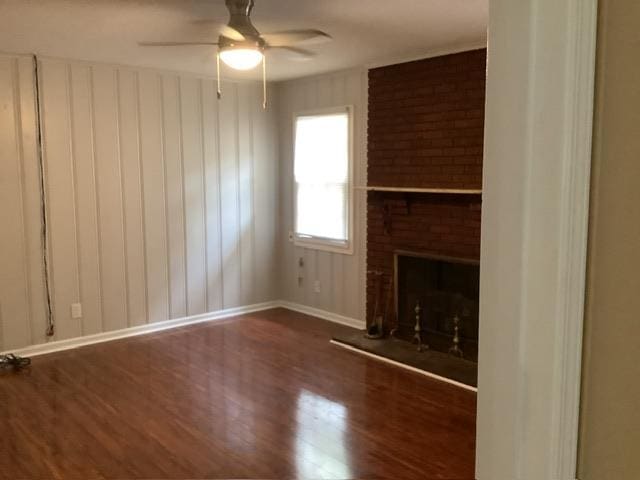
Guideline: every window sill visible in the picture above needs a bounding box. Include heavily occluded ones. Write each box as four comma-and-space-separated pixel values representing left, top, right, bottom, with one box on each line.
293, 237, 354, 255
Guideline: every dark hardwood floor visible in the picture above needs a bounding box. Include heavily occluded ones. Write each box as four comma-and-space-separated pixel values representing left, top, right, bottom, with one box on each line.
0, 308, 476, 479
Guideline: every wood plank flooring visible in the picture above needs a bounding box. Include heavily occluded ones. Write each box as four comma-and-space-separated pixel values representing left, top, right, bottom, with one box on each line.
0, 308, 476, 479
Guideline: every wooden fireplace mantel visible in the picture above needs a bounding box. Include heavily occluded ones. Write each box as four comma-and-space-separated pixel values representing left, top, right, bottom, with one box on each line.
356, 186, 483, 195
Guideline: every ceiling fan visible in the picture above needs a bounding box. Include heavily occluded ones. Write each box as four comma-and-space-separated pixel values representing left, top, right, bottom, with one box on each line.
139, 0, 332, 108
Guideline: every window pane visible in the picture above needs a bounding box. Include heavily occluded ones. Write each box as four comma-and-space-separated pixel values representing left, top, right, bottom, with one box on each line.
296, 183, 347, 240
294, 110, 350, 244
294, 113, 349, 184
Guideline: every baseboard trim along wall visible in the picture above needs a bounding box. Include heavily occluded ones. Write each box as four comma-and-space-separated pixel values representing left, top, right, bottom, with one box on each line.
2, 301, 280, 358
2, 301, 366, 358
4, 299, 474, 393
277, 301, 367, 330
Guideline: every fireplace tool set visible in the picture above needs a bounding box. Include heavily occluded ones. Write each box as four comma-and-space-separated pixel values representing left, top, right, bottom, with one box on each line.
366, 270, 393, 339
448, 313, 464, 358
411, 293, 468, 357
366, 273, 468, 359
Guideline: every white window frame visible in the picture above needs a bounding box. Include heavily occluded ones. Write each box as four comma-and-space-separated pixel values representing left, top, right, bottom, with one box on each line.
292, 105, 354, 255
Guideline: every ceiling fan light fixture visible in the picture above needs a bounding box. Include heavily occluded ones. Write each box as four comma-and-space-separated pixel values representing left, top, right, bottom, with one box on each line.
138, 0, 332, 108
219, 47, 263, 70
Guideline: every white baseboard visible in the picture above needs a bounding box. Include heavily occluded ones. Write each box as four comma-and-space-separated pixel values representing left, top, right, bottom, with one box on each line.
277, 301, 366, 330
1, 300, 365, 358
2, 301, 280, 358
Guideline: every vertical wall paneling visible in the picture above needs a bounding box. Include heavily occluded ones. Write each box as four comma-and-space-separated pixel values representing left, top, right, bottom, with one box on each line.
138, 70, 170, 324
201, 79, 223, 311
219, 83, 241, 308
237, 83, 255, 306
17, 57, 47, 345
278, 69, 368, 321
330, 74, 347, 316
68, 64, 102, 335
39, 59, 82, 341
179, 76, 207, 316
291, 82, 308, 307
302, 80, 318, 309
91, 65, 128, 332
0, 56, 30, 349
1, 53, 278, 352
277, 82, 297, 305
251, 84, 277, 303
117, 69, 147, 327
161, 74, 187, 319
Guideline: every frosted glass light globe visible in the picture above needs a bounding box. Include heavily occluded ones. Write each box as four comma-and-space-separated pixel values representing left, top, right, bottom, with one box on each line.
220, 48, 263, 70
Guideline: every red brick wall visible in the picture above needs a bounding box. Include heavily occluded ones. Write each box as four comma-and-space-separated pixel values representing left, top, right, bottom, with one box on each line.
366, 50, 486, 327
368, 49, 486, 190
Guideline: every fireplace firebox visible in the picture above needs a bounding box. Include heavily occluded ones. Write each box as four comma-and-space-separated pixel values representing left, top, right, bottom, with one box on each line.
394, 251, 480, 362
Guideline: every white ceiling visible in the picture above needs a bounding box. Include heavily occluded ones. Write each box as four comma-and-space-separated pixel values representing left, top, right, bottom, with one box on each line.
0, 0, 488, 82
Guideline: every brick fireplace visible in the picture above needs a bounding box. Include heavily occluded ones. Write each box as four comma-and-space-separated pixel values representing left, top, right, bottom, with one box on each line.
365, 49, 486, 361
395, 251, 480, 361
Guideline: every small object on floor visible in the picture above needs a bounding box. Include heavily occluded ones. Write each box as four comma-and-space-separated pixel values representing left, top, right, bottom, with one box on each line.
0, 354, 31, 371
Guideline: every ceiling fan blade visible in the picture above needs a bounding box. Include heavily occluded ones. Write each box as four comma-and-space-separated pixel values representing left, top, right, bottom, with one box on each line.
188, 22, 246, 41
189, 18, 223, 25
267, 45, 316, 58
261, 29, 331, 47
138, 41, 219, 47
218, 25, 246, 41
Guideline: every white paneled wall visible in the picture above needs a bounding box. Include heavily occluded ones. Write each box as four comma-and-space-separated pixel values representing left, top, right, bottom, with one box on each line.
0, 54, 48, 351
0, 54, 278, 351
277, 69, 368, 322
0, 53, 366, 352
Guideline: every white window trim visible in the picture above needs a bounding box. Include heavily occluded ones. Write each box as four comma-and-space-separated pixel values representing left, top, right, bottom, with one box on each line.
292, 105, 354, 255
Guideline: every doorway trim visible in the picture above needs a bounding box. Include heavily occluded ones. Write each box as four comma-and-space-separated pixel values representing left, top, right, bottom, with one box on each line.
476, 1, 598, 479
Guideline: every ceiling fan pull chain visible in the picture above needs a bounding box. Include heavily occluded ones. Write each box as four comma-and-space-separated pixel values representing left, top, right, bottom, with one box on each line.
216, 52, 222, 100
262, 54, 267, 109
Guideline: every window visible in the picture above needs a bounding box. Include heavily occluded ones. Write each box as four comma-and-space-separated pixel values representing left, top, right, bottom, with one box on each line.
293, 107, 353, 253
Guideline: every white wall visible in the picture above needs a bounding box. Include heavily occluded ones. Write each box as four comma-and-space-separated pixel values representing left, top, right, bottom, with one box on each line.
276, 69, 368, 323
1, 55, 368, 352
0, 53, 278, 351
0, 54, 48, 351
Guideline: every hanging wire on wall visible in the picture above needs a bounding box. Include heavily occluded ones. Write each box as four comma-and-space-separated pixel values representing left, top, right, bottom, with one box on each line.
262, 54, 267, 109
216, 52, 222, 100
33, 54, 55, 338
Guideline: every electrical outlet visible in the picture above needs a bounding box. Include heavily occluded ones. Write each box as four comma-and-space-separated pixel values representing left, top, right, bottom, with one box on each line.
313, 280, 321, 293
71, 303, 82, 319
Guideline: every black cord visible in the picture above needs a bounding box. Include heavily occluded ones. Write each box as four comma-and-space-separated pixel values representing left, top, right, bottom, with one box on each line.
33, 54, 55, 337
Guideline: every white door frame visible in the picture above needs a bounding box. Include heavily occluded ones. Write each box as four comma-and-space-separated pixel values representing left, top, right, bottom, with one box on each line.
476, 1, 597, 479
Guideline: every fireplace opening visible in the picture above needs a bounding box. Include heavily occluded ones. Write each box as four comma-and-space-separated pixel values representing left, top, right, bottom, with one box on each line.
394, 252, 479, 362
